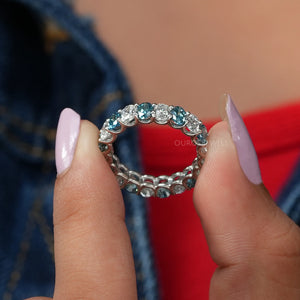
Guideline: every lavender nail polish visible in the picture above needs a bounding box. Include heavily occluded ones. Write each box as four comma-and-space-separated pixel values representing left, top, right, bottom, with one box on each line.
55, 108, 80, 175
225, 95, 262, 184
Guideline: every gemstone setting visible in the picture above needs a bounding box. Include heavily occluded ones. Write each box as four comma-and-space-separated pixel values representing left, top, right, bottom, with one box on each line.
154, 104, 171, 124
116, 175, 126, 187
140, 187, 155, 197
156, 187, 171, 198
125, 183, 138, 193
99, 129, 113, 143
120, 105, 136, 126
200, 124, 207, 135
170, 106, 186, 127
99, 143, 108, 152
185, 113, 202, 134
137, 102, 154, 122
185, 178, 196, 189
194, 133, 208, 146
173, 184, 185, 194
107, 112, 121, 132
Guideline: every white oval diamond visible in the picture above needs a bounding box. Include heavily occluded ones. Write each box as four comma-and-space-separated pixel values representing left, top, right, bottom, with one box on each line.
155, 104, 171, 124
140, 187, 155, 198
120, 105, 136, 126
186, 114, 201, 134
116, 175, 127, 186
173, 185, 185, 194
99, 129, 113, 143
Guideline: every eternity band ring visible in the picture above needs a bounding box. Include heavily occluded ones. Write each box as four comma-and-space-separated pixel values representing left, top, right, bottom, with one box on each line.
98, 102, 208, 198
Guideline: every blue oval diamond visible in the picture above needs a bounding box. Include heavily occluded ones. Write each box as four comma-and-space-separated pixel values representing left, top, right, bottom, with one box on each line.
156, 187, 171, 198
195, 133, 207, 145
108, 112, 121, 131
137, 102, 154, 120
200, 124, 208, 136
170, 106, 186, 126
186, 178, 196, 189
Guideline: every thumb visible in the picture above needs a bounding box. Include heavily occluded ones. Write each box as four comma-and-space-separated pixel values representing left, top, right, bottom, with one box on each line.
193, 95, 300, 299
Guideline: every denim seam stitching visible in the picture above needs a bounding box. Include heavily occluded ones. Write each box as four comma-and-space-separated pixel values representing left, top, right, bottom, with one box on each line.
0, 105, 56, 141
0, 90, 121, 139
89, 90, 123, 120
2, 199, 38, 300
33, 200, 55, 263
0, 123, 55, 161
0, 91, 122, 161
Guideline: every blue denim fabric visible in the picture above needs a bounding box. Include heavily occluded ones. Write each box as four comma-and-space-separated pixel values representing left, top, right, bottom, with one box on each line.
0, 0, 158, 299
277, 158, 300, 226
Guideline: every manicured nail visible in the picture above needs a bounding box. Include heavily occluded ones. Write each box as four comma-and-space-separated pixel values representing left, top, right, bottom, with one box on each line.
221, 94, 262, 184
55, 108, 80, 175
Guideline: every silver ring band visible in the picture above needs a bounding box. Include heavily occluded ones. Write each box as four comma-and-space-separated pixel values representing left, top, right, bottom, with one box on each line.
98, 102, 208, 198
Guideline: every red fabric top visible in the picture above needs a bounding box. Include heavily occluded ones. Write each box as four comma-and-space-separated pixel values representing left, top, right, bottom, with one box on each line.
139, 101, 300, 300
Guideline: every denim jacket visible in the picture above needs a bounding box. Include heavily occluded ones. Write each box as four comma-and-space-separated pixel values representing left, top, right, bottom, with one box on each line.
0, 0, 158, 299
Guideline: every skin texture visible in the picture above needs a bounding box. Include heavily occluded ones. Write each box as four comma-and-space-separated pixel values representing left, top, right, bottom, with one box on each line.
76, 0, 300, 118
25, 116, 300, 300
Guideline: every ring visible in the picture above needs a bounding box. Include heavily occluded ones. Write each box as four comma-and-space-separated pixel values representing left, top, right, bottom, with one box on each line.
98, 102, 208, 198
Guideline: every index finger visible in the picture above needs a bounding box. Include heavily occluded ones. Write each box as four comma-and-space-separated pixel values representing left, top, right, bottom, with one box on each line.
53, 109, 137, 299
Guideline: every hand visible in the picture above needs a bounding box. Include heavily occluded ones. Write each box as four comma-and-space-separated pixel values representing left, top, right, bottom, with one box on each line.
26, 98, 300, 300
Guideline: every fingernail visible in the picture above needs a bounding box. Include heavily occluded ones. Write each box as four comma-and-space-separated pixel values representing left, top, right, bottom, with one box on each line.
220, 94, 262, 184
55, 108, 81, 175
